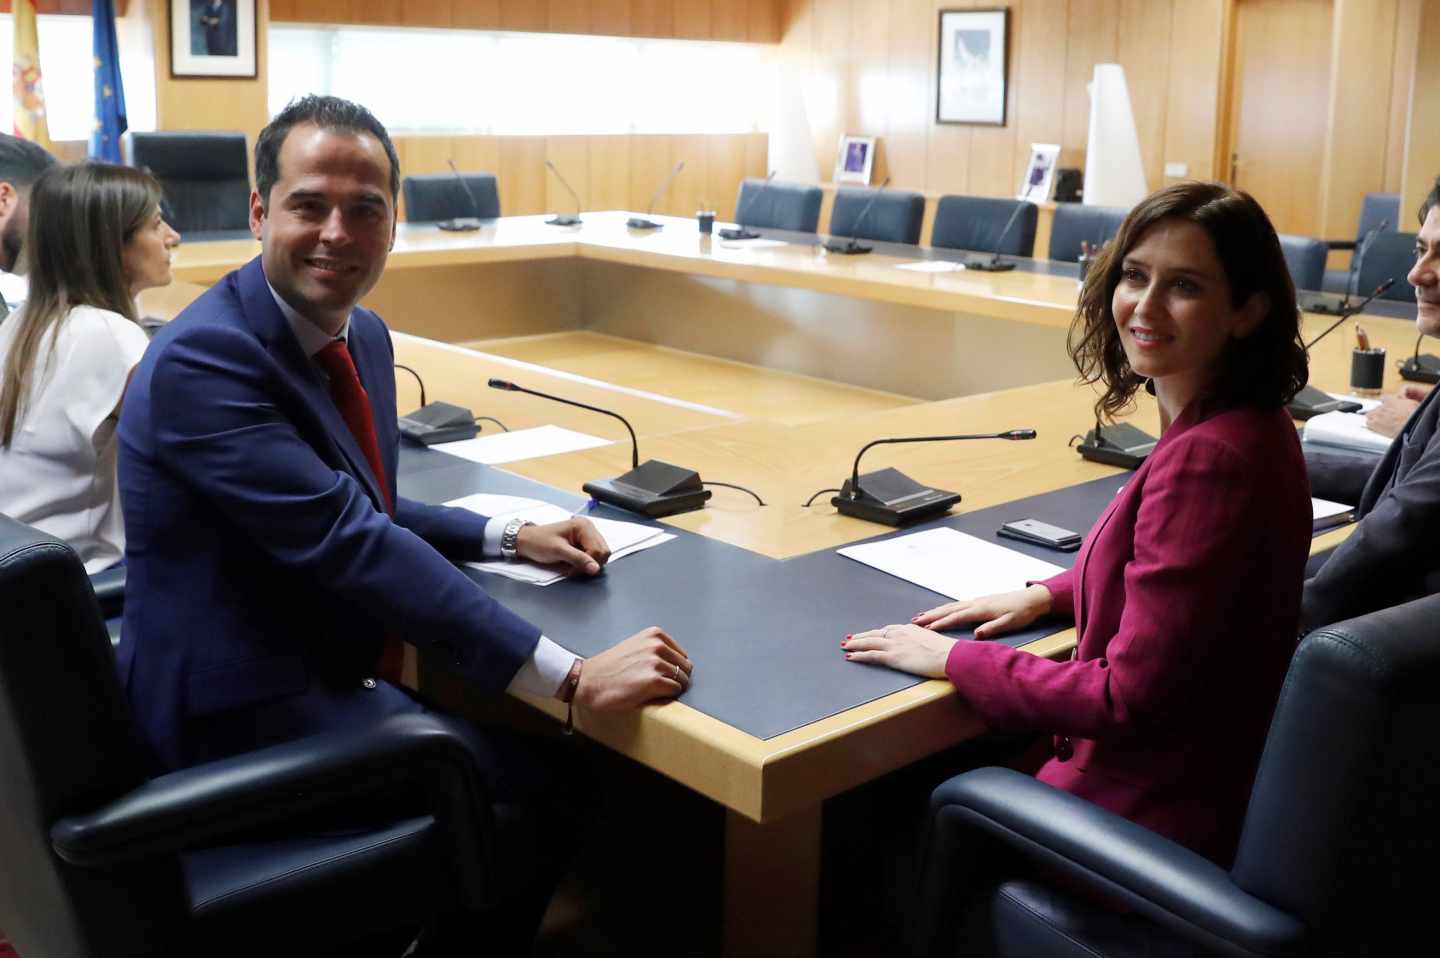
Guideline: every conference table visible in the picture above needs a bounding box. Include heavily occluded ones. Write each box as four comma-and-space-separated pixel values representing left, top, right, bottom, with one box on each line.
155, 213, 1422, 957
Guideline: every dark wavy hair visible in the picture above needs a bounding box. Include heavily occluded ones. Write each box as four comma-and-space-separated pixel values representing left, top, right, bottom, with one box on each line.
1068, 181, 1308, 421
1419, 175, 1440, 225
254, 95, 400, 207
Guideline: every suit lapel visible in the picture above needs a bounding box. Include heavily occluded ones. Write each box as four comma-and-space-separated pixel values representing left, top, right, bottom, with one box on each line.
235, 258, 388, 512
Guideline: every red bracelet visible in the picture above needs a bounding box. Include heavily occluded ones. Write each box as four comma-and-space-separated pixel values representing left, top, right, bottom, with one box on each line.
559, 657, 584, 734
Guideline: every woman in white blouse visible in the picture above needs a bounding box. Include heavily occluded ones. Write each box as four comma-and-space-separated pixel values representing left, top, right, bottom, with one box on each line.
0, 163, 180, 572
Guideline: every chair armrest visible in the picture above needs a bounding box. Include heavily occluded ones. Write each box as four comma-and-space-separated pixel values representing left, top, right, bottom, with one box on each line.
87, 565, 126, 617
52, 712, 498, 907
929, 767, 1306, 956
1325, 240, 1358, 252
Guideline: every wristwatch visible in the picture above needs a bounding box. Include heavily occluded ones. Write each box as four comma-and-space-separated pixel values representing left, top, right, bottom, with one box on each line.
500, 518, 533, 560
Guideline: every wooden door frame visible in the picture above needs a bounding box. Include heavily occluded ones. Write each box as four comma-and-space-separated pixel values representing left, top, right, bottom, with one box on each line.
1214, 0, 1241, 186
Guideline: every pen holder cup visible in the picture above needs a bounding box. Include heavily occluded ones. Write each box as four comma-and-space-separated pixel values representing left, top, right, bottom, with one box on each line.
1077, 254, 1091, 284
1350, 347, 1387, 396
697, 210, 716, 234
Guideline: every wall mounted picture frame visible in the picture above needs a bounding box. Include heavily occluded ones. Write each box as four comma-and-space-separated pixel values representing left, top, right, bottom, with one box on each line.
1019, 143, 1061, 203
170, 0, 257, 78
937, 8, 1009, 125
834, 135, 876, 185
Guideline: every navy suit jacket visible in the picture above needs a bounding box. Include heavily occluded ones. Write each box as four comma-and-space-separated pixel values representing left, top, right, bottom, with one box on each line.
117, 256, 541, 770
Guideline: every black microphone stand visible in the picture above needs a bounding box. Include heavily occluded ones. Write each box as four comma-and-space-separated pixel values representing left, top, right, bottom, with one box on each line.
823, 177, 891, 255
1288, 278, 1396, 419
437, 159, 484, 232
963, 201, 1028, 272
719, 170, 776, 241
544, 161, 583, 227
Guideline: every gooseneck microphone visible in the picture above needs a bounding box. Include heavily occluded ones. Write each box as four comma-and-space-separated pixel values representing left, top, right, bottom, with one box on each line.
718, 170, 776, 241
822, 428, 1037, 526
544, 161, 583, 227
963, 201, 1027, 272
627, 161, 686, 230
1287, 278, 1397, 420
1401, 332, 1440, 383
824, 177, 891, 255
487, 378, 712, 517
437, 159, 484, 232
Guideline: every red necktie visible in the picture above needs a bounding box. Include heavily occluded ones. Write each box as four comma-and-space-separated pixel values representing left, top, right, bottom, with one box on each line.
314, 338, 403, 682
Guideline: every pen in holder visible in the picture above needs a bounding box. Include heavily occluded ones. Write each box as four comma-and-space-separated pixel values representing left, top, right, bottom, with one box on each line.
1350, 347, 1386, 398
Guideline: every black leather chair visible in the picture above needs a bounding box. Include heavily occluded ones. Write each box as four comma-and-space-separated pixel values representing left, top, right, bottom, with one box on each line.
734, 177, 823, 233
1277, 234, 1327, 292
931, 196, 1038, 258
0, 515, 504, 957
1047, 204, 1128, 262
1322, 191, 1400, 293
1355, 229, 1418, 302
403, 171, 501, 222
829, 186, 926, 245
915, 593, 1440, 957
125, 131, 250, 235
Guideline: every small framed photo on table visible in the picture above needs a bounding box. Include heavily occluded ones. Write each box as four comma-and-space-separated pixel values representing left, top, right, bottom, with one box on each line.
170, 0, 257, 79
937, 8, 1010, 125
1019, 143, 1060, 203
834, 135, 876, 185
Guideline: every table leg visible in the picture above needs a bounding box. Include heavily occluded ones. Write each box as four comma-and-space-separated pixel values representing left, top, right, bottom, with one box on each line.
723, 806, 822, 958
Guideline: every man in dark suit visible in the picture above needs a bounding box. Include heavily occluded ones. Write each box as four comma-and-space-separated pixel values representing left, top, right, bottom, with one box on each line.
1303, 177, 1440, 631
117, 95, 691, 949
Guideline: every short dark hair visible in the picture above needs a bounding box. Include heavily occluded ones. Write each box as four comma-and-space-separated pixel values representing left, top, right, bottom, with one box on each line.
1069, 181, 1308, 419
253, 95, 400, 207
1419, 176, 1440, 225
0, 133, 56, 190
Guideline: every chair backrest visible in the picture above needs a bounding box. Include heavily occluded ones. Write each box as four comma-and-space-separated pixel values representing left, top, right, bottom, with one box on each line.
1277, 234, 1327, 292
1047, 203, 1128, 262
1230, 593, 1440, 953
1356, 191, 1401, 243
0, 516, 184, 956
403, 172, 501, 222
733, 178, 823, 233
931, 195, 1038, 257
1355, 230, 1417, 302
125, 131, 250, 234
829, 187, 926, 245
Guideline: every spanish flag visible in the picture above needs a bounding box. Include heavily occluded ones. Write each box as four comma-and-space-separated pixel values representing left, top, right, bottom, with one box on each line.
13, 0, 52, 150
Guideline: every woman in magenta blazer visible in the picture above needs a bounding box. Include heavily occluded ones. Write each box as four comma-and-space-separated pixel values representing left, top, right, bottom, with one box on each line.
843, 182, 1312, 865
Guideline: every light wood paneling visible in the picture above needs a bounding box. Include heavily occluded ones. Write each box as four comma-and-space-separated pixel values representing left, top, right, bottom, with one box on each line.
402, 0, 450, 26
705, 134, 748, 220
451, 0, 500, 29
588, 136, 633, 211
545, 135, 592, 217
351, 0, 400, 25
1164, 0, 1225, 183
1402, 0, 1440, 218
630, 0, 676, 37
548, 0, 590, 33
1061, 0, 1119, 169
500, 0, 547, 32
1386, 0, 1422, 193
499, 136, 549, 214
674, 0, 713, 38
1116, 0, 1174, 191
590, 0, 632, 35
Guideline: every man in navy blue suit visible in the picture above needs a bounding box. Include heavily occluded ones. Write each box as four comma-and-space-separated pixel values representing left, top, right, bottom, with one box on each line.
117, 95, 692, 950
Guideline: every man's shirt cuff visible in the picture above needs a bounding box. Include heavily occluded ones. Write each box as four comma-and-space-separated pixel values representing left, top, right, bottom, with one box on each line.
506, 634, 580, 698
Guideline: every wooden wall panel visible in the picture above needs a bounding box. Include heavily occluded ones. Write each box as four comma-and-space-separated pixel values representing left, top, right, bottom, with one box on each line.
402, 0, 450, 26
749, 0, 780, 41
630, 0, 675, 37
589, 136, 633, 211
451, 0, 500, 29
880, 0, 932, 192
545, 136, 592, 216
1386, 0, 1422, 193
1061, 0, 1118, 169
674, 0, 713, 39
548, 0, 591, 34
499, 136, 548, 214
1402, 0, 1440, 217
500, 0, 547, 32
590, 0, 633, 35
705, 133, 747, 220
630, 134, 677, 212
667, 134, 711, 216
1163, 0, 1224, 183
1115, 0, 1173, 192
1009, 0, 1069, 195
352, 0, 400, 25
713, 1, 749, 41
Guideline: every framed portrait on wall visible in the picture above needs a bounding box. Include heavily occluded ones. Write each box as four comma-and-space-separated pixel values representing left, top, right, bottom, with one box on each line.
170, 0, 257, 78
936, 8, 1009, 125
1019, 143, 1061, 203
834, 135, 876, 185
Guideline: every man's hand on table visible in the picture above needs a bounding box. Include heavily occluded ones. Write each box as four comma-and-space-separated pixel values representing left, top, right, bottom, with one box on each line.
516, 518, 611, 575
1365, 384, 1432, 438
576, 627, 692, 711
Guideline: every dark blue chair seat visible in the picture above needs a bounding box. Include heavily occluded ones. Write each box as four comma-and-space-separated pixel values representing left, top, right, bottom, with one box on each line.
1047, 204, 1128, 262
918, 592, 1440, 957
734, 177, 823, 233
1277, 234, 1327, 292
829, 187, 926, 245
1323, 191, 1400, 293
403, 172, 501, 222
931, 196, 1038, 258
125, 132, 250, 234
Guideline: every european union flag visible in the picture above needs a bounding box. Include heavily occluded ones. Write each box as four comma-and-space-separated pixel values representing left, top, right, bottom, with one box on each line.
90, 0, 127, 163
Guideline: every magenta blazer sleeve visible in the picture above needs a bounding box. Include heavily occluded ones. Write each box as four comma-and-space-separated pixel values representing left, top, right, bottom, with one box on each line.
1037, 567, 1076, 618
944, 432, 1260, 738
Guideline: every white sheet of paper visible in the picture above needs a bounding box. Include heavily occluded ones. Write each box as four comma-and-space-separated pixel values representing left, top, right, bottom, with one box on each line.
434, 425, 612, 465
837, 527, 1065, 601
895, 260, 964, 273
1302, 411, 1391, 455
719, 238, 788, 249
1311, 497, 1353, 522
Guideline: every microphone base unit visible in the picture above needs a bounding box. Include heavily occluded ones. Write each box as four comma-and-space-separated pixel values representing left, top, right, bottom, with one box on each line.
399, 401, 479, 446
545, 214, 583, 227
626, 216, 664, 230
823, 241, 873, 255
830, 468, 962, 526
583, 459, 712, 518
437, 218, 483, 232
1400, 354, 1440, 384
717, 228, 762, 241
1076, 423, 1157, 470
963, 258, 1016, 272
1286, 384, 1364, 421
1298, 292, 1353, 316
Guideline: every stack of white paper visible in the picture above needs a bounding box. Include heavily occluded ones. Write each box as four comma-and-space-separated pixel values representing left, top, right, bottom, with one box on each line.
1302, 411, 1391, 456
719, 237, 788, 250
1311, 496, 1355, 532
836, 527, 1065, 601
896, 260, 965, 274
444, 493, 675, 586
434, 425, 612, 465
